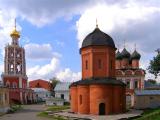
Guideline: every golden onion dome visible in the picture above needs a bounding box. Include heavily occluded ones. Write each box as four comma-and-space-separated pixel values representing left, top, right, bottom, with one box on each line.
10, 28, 20, 38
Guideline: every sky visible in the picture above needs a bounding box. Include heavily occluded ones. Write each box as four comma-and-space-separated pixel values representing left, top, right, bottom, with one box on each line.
0, 0, 159, 82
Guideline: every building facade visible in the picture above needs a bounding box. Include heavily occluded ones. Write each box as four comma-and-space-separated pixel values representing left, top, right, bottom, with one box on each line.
70, 25, 126, 115
1, 21, 34, 104
0, 87, 10, 113
46, 82, 71, 106
134, 90, 160, 109
29, 79, 52, 91
115, 48, 145, 107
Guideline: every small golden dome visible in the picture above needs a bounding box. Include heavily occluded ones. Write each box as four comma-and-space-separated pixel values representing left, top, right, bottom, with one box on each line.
10, 19, 20, 38
10, 28, 20, 38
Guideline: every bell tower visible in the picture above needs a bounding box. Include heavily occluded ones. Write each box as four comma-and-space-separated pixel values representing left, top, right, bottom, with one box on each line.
2, 19, 27, 89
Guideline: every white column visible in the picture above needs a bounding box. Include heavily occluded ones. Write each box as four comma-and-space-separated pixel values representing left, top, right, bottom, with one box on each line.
19, 77, 22, 88
20, 91, 23, 104
13, 47, 16, 75
130, 79, 134, 89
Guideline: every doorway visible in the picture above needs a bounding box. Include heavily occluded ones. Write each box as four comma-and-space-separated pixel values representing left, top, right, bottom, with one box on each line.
99, 103, 105, 115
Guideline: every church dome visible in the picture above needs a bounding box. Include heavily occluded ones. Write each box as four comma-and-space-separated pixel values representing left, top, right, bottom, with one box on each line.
116, 50, 122, 60
10, 28, 20, 38
81, 27, 115, 48
131, 50, 141, 60
121, 48, 130, 58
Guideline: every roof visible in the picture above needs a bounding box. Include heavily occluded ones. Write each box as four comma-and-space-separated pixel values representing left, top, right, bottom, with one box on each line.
116, 50, 122, 60
131, 50, 141, 60
121, 48, 131, 58
31, 88, 49, 92
81, 27, 115, 49
70, 77, 126, 87
10, 28, 20, 38
29, 79, 49, 83
54, 82, 71, 91
144, 81, 160, 89
135, 90, 160, 96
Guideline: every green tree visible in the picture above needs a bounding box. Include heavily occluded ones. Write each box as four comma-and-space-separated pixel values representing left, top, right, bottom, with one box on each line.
147, 79, 157, 84
49, 77, 60, 89
148, 53, 160, 78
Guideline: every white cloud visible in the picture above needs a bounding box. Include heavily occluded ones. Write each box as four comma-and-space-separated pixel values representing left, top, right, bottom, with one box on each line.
76, 3, 160, 47
56, 68, 81, 82
0, 0, 95, 27
25, 43, 61, 60
27, 57, 81, 82
27, 57, 59, 80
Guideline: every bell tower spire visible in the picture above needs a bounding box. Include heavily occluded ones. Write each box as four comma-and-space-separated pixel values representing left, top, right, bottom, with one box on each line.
10, 18, 20, 45
96, 18, 98, 28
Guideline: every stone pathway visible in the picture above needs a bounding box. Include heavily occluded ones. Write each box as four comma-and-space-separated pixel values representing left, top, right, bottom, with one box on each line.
54, 109, 143, 120
0, 104, 49, 120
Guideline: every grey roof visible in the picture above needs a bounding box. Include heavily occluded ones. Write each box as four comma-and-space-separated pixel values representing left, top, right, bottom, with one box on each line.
70, 77, 126, 87
31, 88, 49, 92
54, 82, 71, 91
131, 50, 141, 60
81, 27, 116, 49
116, 50, 122, 60
135, 90, 160, 96
121, 48, 131, 58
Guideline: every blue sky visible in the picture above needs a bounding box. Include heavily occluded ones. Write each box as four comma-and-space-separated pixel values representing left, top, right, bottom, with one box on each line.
19, 15, 81, 71
0, 0, 159, 81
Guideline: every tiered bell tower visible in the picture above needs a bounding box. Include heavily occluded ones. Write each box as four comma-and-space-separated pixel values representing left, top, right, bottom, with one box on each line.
2, 19, 27, 89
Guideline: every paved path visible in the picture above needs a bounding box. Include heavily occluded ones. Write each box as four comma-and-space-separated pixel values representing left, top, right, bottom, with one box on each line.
55, 109, 143, 120
0, 104, 49, 120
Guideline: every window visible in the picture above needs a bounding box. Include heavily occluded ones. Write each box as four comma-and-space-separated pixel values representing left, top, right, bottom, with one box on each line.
0, 94, 2, 102
61, 94, 64, 99
16, 64, 21, 73
79, 95, 82, 105
70, 95, 71, 100
134, 81, 138, 89
98, 59, 102, 69
12, 82, 17, 88
5, 93, 7, 100
126, 81, 130, 89
110, 60, 113, 70
85, 60, 88, 70
150, 97, 154, 100
6, 82, 10, 87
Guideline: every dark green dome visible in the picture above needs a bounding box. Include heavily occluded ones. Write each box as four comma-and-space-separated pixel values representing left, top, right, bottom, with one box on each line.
121, 48, 130, 58
131, 50, 141, 60
81, 27, 116, 49
116, 50, 122, 60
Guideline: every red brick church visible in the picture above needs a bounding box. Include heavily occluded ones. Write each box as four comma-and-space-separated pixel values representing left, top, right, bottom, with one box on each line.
115, 47, 145, 107
70, 24, 126, 115
1, 20, 35, 104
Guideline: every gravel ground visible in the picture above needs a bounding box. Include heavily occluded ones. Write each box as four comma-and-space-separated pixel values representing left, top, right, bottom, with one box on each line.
0, 104, 49, 120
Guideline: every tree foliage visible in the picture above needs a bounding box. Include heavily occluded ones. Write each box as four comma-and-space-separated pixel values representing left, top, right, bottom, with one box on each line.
147, 79, 157, 84
49, 77, 60, 89
148, 53, 160, 78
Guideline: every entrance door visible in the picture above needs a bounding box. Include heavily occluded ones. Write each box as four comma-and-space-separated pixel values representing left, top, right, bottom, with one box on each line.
99, 103, 105, 115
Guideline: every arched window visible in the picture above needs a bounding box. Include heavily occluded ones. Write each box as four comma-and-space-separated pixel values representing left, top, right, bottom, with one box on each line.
98, 59, 102, 69
79, 95, 82, 105
6, 81, 10, 87
134, 81, 138, 89
12, 82, 17, 88
70, 95, 71, 100
110, 60, 113, 70
85, 60, 88, 70
10, 64, 14, 72
16, 64, 21, 73
126, 81, 130, 89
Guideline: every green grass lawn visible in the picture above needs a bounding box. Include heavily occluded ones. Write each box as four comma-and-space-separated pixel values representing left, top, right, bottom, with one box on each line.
134, 108, 160, 120
38, 105, 70, 120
